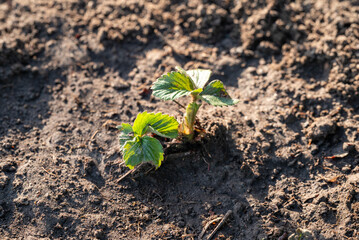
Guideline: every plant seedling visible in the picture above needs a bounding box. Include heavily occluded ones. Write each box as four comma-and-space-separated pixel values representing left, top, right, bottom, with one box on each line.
117, 112, 178, 169
152, 66, 238, 140
118, 67, 238, 169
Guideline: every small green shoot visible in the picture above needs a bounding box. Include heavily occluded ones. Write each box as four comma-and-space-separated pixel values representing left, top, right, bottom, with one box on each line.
118, 67, 238, 169
117, 112, 178, 169
152, 66, 238, 140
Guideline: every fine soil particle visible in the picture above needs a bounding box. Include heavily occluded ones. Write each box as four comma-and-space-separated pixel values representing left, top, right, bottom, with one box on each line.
0, 0, 359, 239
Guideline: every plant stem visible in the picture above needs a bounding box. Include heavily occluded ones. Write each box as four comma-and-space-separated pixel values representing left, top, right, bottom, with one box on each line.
180, 94, 201, 140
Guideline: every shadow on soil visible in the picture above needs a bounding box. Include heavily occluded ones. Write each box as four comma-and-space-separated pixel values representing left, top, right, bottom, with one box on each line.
113, 118, 345, 239
115, 122, 296, 238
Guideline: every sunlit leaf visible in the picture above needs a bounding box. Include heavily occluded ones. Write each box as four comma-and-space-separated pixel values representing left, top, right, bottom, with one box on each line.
132, 112, 178, 138
117, 123, 133, 134
119, 134, 134, 149
118, 123, 134, 149
151, 70, 194, 100
200, 80, 239, 106
123, 136, 164, 169
175, 66, 196, 87
186, 69, 212, 89
146, 113, 179, 138
191, 88, 203, 95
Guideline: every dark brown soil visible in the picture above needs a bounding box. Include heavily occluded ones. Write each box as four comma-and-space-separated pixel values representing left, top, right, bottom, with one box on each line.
0, 0, 359, 239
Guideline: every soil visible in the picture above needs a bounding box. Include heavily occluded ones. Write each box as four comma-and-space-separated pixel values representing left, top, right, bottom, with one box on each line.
0, 0, 359, 239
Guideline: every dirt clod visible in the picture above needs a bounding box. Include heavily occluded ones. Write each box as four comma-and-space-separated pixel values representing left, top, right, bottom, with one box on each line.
306, 117, 337, 142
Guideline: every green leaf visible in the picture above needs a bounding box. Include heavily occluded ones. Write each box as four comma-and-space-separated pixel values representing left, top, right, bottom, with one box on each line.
117, 123, 133, 134
132, 112, 178, 138
122, 136, 164, 169
119, 133, 135, 150
186, 69, 212, 89
175, 66, 197, 87
200, 80, 239, 106
146, 113, 179, 138
132, 112, 150, 136
191, 88, 203, 95
118, 123, 134, 149
151, 70, 194, 100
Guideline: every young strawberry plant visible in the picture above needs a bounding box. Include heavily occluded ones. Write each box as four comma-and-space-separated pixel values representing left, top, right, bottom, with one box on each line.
118, 67, 238, 169
152, 66, 238, 140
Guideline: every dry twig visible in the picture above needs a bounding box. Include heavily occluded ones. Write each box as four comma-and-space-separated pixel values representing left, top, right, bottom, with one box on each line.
173, 99, 186, 109
198, 217, 223, 239
117, 165, 140, 182
199, 210, 233, 240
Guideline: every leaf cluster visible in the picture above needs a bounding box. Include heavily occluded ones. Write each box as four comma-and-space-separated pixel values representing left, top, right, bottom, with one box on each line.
152, 67, 239, 106
118, 112, 178, 169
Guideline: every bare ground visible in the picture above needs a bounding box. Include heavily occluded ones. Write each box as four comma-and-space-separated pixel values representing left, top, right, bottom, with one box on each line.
0, 0, 359, 239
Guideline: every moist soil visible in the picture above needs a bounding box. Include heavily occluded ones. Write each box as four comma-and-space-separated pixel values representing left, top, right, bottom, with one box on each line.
0, 0, 359, 239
